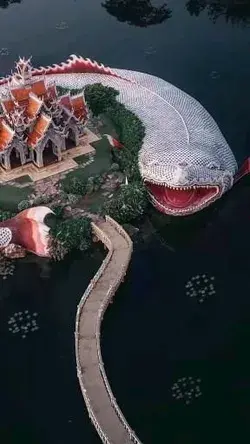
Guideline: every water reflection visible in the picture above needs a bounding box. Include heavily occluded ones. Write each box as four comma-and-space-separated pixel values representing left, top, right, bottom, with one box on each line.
186, 0, 250, 26
102, 0, 172, 27
0, 0, 21, 8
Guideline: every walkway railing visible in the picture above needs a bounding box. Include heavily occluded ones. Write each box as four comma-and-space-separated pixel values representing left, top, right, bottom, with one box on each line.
75, 216, 142, 443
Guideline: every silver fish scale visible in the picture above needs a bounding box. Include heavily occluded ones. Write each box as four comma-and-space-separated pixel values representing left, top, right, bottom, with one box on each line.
0, 227, 12, 247
1, 69, 236, 191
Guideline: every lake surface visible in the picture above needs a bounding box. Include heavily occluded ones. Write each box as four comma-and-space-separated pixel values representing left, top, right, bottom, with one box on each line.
1, 0, 250, 443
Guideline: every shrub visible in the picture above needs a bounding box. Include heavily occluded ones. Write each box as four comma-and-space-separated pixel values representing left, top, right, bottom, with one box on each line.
31, 194, 53, 206
51, 216, 92, 252
108, 102, 145, 182
109, 163, 120, 172
49, 237, 69, 262
102, 182, 148, 223
17, 200, 30, 211
66, 193, 81, 205
0, 210, 15, 221
57, 86, 84, 96
61, 176, 87, 196
86, 175, 105, 194
85, 83, 119, 117
50, 204, 65, 219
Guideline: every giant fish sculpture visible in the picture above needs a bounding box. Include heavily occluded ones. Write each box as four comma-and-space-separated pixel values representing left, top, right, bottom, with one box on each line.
0, 55, 249, 216
0, 207, 53, 258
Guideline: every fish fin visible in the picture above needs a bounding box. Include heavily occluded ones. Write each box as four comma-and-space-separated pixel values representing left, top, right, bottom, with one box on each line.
16, 206, 54, 223
234, 157, 250, 184
14, 206, 54, 257
29, 220, 51, 257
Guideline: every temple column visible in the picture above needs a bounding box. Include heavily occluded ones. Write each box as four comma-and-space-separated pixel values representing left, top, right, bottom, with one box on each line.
61, 137, 66, 151
36, 149, 44, 168
3, 153, 11, 170
19, 146, 26, 165
75, 131, 80, 146
57, 147, 62, 162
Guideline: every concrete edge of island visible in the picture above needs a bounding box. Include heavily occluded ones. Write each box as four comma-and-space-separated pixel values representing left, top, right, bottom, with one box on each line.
75, 215, 142, 443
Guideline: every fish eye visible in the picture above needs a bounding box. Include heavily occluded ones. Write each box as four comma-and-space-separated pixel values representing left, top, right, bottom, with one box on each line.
207, 162, 220, 170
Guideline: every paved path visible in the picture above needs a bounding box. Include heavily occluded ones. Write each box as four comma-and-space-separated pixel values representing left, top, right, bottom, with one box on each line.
75, 216, 141, 444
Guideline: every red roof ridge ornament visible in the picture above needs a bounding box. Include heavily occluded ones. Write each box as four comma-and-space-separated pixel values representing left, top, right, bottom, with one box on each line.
0, 120, 15, 151
11, 56, 33, 86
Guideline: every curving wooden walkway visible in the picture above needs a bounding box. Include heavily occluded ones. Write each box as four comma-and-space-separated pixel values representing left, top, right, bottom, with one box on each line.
75, 216, 142, 444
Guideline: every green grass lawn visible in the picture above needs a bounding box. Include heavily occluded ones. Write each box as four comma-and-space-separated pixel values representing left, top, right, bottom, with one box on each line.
98, 114, 118, 138
73, 154, 91, 165
62, 136, 112, 185
0, 184, 32, 211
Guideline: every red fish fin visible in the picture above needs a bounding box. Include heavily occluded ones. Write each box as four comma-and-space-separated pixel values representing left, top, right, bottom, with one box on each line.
14, 206, 54, 257
16, 206, 54, 223
234, 157, 250, 184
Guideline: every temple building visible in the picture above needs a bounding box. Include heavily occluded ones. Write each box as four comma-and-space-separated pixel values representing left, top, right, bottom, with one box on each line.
0, 57, 88, 170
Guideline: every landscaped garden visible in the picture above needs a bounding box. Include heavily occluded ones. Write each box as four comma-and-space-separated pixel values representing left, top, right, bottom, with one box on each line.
0, 83, 149, 264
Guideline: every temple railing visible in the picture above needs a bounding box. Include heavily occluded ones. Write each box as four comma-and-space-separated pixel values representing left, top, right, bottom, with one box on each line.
75, 216, 142, 443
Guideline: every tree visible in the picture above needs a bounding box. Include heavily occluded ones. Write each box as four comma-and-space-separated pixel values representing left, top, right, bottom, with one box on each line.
0, 0, 21, 8
51, 217, 92, 252
102, 0, 171, 26
102, 182, 148, 223
186, 0, 250, 26
85, 84, 119, 117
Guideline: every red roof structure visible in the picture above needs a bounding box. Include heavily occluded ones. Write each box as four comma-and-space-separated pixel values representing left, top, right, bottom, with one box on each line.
0, 58, 88, 157
71, 96, 87, 121
59, 94, 72, 111
0, 57, 89, 172
0, 121, 14, 151
27, 114, 52, 148
25, 93, 43, 120
2, 99, 15, 114
11, 86, 31, 103
31, 80, 47, 97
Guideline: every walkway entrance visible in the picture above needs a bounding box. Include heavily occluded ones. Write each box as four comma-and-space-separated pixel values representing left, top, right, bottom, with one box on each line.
65, 128, 76, 150
9, 147, 22, 169
43, 140, 58, 166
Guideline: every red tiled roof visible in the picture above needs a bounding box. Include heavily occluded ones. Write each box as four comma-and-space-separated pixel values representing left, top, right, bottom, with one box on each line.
31, 80, 47, 97
71, 95, 87, 121
11, 86, 31, 102
25, 93, 43, 120
59, 95, 72, 110
46, 84, 57, 100
27, 113, 51, 148
0, 121, 14, 151
1, 99, 15, 114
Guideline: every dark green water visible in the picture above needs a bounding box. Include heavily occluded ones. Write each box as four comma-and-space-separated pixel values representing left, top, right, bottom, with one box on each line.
0, 249, 103, 443
1, 0, 250, 443
102, 181, 250, 443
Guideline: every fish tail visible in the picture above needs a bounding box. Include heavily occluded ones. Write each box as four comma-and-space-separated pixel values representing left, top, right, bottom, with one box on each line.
14, 206, 54, 257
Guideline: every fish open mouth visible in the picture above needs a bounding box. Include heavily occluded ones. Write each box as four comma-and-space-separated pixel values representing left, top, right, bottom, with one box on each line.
145, 182, 220, 215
